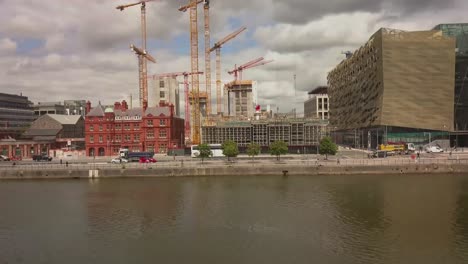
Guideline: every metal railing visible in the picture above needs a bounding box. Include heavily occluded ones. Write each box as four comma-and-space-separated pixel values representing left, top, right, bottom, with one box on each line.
1, 157, 467, 171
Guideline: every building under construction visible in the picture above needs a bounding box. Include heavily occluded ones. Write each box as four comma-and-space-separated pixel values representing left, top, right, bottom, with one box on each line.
202, 118, 329, 153
223, 80, 257, 118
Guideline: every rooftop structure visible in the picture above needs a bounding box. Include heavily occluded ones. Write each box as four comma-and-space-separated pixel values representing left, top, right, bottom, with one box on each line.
223, 80, 257, 119
305, 86, 329, 120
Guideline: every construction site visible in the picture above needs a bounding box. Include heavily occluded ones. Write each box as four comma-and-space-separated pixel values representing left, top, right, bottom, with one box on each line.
117, 0, 329, 150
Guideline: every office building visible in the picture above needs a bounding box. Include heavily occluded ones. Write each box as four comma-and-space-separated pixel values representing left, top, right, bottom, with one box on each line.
0, 93, 35, 139
328, 28, 456, 147
85, 100, 184, 156
304, 86, 329, 120
202, 119, 329, 152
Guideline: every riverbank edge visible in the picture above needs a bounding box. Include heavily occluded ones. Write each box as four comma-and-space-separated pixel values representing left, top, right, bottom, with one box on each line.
1, 163, 468, 179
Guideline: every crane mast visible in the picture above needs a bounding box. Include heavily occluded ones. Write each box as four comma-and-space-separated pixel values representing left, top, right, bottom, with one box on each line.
204, 0, 211, 117
209, 26, 247, 114
180, 0, 203, 144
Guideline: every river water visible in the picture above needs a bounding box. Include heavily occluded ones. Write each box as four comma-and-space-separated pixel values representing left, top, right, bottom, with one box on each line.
1, 174, 468, 264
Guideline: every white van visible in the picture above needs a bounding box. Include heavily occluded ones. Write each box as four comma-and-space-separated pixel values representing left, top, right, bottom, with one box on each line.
426, 146, 444, 153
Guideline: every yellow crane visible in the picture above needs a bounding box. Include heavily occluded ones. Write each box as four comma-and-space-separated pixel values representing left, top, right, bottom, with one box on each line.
116, 0, 157, 107
203, 0, 212, 117
209, 26, 247, 114
179, 0, 203, 144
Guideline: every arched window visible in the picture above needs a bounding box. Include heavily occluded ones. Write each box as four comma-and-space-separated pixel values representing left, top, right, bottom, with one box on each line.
89, 148, 95, 157
98, 147, 105, 157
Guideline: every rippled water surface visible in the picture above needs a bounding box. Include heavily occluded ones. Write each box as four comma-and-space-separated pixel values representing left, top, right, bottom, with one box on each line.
1, 174, 468, 263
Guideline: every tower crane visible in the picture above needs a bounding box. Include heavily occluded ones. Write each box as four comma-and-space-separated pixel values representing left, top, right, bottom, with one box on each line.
148, 71, 203, 144
209, 26, 247, 114
179, 0, 203, 144
116, 0, 157, 107
228, 57, 273, 81
203, 0, 212, 117
130, 44, 156, 107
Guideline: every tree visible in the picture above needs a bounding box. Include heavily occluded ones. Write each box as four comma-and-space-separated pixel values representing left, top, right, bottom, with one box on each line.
319, 136, 338, 160
222, 140, 239, 161
247, 143, 261, 161
269, 140, 288, 161
197, 143, 212, 164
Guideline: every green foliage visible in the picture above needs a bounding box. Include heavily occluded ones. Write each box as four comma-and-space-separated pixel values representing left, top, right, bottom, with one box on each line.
269, 140, 288, 161
319, 137, 338, 159
247, 143, 261, 160
222, 140, 239, 161
197, 143, 212, 163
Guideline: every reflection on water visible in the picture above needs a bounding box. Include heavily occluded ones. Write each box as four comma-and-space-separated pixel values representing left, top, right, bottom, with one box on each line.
0, 175, 467, 264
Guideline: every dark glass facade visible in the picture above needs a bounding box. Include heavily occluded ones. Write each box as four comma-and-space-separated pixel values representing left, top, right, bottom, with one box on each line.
434, 24, 468, 132
0, 93, 35, 139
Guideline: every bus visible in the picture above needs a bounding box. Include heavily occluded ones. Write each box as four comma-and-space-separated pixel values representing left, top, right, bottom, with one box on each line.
119, 148, 154, 162
191, 144, 224, 158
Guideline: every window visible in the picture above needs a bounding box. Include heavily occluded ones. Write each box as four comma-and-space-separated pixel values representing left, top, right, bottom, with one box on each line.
147, 130, 154, 139
125, 134, 131, 142
115, 135, 121, 142
106, 124, 110, 131
99, 135, 103, 143
159, 80, 165, 88
90, 135, 94, 143
134, 124, 140, 130
159, 129, 167, 138
107, 135, 110, 142
147, 120, 153, 126
135, 134, 140, 142
160, 119, 166, 126
147, 144, 154, 152
89, 125, 94, 132
124, 124, 130, 131
159, 144, 167, 153
160, 91, 165, 98
116, 124, 121, 130
99, 125, 103, 131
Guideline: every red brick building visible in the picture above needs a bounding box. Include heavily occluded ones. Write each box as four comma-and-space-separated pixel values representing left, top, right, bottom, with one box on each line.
85, 100, 185, 157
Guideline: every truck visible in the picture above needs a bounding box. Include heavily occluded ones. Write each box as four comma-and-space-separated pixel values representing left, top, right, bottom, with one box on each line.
378, 142, 416, 155
119, 148, 154, 162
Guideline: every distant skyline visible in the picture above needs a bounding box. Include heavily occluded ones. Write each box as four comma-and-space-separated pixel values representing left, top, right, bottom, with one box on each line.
1, 0, 467, 114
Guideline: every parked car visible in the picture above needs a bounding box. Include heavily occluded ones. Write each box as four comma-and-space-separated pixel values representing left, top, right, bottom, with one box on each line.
426, 145, 444, 153
32, 155, 52, 162
111, 157, 128, 164
139, 157, 157, 163
0, 155, 10, 161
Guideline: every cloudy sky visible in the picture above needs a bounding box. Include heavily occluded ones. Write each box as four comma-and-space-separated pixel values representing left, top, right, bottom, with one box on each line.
1, 0, 467, 116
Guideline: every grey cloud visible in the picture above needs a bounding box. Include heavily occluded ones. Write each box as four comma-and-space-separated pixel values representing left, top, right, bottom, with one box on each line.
271, 0, 457, 24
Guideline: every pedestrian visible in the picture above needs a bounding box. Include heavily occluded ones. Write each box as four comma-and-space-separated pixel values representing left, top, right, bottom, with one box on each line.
417, 152, 420, 159
66, 161, 68, 167
60, 159, 63, 165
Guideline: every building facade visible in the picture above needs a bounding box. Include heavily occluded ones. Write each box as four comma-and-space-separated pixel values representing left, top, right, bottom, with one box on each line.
223, 80, 257, 118
85, 100, 185, 157
328, 28, 456, 134
0, 114, 85, 159
304, 86, 329, 120
152, 77, 180, 116
33, 102, 66, 116
0, 93, 35, 140
202, 119, 329, 152
64, 100, 87, 117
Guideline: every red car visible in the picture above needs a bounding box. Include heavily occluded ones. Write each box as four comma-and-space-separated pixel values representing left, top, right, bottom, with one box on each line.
139, 157, 157, 163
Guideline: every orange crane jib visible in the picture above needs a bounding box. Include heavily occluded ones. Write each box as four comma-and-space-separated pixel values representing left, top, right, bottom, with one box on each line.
178, 0, 203, 12
228, 57, 273, 80
116, 0, 157, 11
209, 26, 247, 52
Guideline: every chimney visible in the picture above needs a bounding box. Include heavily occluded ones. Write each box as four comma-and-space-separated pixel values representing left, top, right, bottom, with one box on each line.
114, 102, 121, 111
85, 101, 91, 115
121, 100, 128, 111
